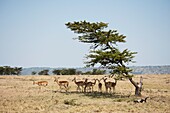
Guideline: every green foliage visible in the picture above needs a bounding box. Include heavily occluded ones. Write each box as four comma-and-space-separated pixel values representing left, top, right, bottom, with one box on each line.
64, 68, 76, 75
65, 21, 126, 49
52, 69, 61, 75
91, 69, 106, 75
52, 68, 76, 75
81, 69, 106, 75
66, 21, 137, 78
38, 70, 49, 75
0, 66, 22, 75
52, 68, 105, 75
31, 71, 36, 75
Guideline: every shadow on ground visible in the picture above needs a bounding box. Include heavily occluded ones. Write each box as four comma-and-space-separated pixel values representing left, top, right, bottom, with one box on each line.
52, 90, 131, 99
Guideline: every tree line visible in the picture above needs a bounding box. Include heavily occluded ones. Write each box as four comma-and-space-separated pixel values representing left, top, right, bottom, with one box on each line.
0, 66, 106, 75
0, 66, 22, 75
32, 68, 106, 75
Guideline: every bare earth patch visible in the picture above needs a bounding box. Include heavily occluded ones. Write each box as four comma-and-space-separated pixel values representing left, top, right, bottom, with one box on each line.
0, 75, 169, 113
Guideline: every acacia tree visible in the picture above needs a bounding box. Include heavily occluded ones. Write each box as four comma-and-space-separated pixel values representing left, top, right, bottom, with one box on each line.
38, 70, 49, 75
31, 71, 37, 75
66, 21, 143, 96
0, 66, 22, 75
52, 69, 61, 75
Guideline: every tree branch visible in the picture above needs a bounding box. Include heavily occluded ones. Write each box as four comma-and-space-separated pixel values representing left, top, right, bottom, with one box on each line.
129, 78, 138, 88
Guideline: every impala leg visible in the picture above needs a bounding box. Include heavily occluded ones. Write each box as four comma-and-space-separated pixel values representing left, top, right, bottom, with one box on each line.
77, 86, 80, 92
105, 87, 108, 93
81, 86, 84, 92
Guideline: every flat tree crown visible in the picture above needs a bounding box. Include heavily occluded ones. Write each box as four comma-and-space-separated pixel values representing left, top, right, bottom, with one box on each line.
66, 21, 137, 78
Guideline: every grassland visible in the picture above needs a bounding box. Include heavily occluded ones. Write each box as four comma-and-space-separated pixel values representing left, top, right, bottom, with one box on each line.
0, 74, 169, 113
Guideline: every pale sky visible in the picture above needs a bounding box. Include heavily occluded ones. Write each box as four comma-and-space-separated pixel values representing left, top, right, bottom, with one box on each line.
0, 0, 170, 68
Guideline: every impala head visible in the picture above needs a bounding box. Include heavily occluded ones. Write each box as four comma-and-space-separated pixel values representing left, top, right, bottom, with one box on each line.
102, 77, 107, 82
54, 77, 59, 82
84, 78, 88, 83
72, 77, 76, 82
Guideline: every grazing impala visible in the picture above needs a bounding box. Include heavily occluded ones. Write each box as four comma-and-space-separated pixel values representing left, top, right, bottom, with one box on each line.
54, 77, 69, 92
33, 80, 48, 86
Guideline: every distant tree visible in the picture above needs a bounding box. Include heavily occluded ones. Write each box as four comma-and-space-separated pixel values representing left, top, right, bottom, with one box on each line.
44, 70, 49, 75
38, 71, 42, 75
66, 21, 142, 96
92, 69, 106, 75
14, 67, 22, 75
76, 70, 83, 75
81, 69, 105, 75
60, 69, 68, 75
38, 70, 49, 75
10, 68, 16, 75
67, 68, 76, 75
60, 68, 76, 75
3, 66, 11, 75
0, 66, 22, 75
31, 71, 36, 75
0, 67, 4, 75
52, 69, 61, 75
53, 68, 77, 75
83, 71, 92, 75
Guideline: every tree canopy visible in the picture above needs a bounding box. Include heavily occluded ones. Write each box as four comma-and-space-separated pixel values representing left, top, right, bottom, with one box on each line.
0, 66, 22, 75
38, 70, 49, 75
65, 21, 137, 78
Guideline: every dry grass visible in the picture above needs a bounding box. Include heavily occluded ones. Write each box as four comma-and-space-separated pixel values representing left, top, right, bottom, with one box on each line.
0, 74, 169, 113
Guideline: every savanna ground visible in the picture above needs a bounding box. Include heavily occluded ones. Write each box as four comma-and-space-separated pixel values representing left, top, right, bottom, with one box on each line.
0, 74, 169, 113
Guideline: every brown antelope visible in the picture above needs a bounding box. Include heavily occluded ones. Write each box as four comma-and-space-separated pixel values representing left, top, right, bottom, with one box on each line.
92, 79, 97, 90
111, 79, 117, 91
72, 77, 85, 92
33, 80, 48, 86
103, 77, 117, 93
96, 79, 102, 92
84, 78, 96, 92
54, 77, 69, 92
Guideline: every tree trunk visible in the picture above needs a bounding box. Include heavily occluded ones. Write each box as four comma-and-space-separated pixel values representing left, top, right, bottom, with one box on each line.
134, 85, 142, 96
129, 76, 143, 96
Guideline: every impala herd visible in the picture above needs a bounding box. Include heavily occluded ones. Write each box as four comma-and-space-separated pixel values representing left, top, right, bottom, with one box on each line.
33, 75, 117, 93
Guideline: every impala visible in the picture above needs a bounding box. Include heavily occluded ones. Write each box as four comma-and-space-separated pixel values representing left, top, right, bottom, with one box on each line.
54, 77, 69, 92
72, 77, 85, 92
96, 78, 102, 92
84, 78, 96, 92
33, 80, 48, 86
103, 77, 117, 93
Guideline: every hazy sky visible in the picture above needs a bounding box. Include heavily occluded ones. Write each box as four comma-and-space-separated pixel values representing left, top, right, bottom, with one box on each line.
0, 0, 170, 68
